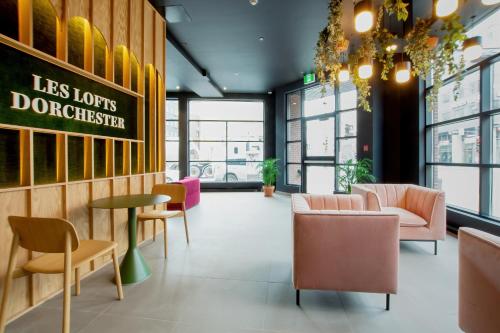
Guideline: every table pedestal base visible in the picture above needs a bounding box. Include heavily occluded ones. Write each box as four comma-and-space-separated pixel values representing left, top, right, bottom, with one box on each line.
118, 207, 151, 284
119, 247, 151, 284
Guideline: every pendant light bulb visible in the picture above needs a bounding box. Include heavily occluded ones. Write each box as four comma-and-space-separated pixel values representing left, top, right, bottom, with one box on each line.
338, 64, 350, 82
358, 59, 373, 80
395, 61, 411, 84
463, 36, 482, 62
435, 0, 459, 18
354, 0, 374, 33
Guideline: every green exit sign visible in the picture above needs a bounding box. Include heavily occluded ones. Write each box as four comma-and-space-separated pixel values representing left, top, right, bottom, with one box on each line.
303, 73, 316, 85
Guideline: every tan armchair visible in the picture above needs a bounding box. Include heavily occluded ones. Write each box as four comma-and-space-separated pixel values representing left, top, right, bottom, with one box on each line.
352, 184, 446, 255
292, 194, 400, 310
459, 228, 500, 333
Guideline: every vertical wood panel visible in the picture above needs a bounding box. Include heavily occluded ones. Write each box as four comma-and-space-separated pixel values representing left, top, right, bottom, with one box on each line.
113, 0, 129, 48
91, 0, 111, 44
143, 3, 154, 66
31, 186, 64, 301
0, 191, 30, 318
129, 0, 143, 66
0, 0, 166, 322
68, 0, 90, 21
113, 178, 128, 254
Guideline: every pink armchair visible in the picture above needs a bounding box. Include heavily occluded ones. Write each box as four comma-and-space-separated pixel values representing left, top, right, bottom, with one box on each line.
292, 194, 400, 310
351, 184, 446, 255
459, 228, 500, 333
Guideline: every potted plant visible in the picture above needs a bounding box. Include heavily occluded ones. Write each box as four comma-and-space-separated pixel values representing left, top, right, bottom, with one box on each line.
259, 158, 279, 197
338, 158, 376, 193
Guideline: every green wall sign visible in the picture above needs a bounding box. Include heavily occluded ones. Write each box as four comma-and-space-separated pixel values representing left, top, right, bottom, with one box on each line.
303, 73, 316, 85
0, 41, 138, 140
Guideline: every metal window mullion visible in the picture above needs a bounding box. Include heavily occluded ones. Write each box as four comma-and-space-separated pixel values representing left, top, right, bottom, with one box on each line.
334, 81, 340, 192
480, 61, 493, 216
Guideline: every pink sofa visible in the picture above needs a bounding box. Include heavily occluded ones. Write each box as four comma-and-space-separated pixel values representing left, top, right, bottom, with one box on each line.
459, 228, 500, 333
292, 194, 400, 310
169, 177, 200, 210
351, 184, 446, 255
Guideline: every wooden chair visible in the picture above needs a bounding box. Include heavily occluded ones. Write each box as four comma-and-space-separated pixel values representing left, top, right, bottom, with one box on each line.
137, 183, 190, 257
0, 217, 123, 333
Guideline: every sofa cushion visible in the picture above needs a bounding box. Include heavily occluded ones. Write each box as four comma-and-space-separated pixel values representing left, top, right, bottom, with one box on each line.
382, 207, 427, 227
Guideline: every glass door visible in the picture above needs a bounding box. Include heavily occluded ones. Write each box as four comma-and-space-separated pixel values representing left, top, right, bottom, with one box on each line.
303, 85, 336, 194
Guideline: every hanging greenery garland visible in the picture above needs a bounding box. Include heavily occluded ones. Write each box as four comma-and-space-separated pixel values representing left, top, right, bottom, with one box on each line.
314, 0, 468, 113
374, 6, 397, 81
314, 0, 346, 92
404, 18, 434, 78
349, 33, 376, 112
383, 0, 409, 22
428, 14, 466, 112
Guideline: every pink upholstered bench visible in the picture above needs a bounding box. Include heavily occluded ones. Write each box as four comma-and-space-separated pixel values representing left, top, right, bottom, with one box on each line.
168, 177, 200, 210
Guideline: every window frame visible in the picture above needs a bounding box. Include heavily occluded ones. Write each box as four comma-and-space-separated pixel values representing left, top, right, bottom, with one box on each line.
425, 51, 500, 221
165, 98, 180, 182
187, 99, 265, 184
284, 81, 358, 193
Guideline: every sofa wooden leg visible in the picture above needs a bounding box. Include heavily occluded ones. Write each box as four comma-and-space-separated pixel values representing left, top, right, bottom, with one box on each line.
386, 294, 390, 311
434, 241, 438, 255
296, 290, 300, 307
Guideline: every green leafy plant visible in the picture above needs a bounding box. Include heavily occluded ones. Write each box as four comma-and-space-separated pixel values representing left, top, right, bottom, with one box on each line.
349, 33, 376, 112
383, 0, 409, 22
314, 0, 346, 92
259, 158, 279, 187
338, 158, 376, 193
374, 7, 397, 80
427, 14, 466, 112
404, 18, 435, 78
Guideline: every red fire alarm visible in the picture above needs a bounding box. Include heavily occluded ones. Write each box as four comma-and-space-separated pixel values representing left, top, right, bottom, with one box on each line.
363, 144, 369, 152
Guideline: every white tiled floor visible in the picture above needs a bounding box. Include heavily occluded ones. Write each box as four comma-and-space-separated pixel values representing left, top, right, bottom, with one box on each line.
7, 192, 461, 332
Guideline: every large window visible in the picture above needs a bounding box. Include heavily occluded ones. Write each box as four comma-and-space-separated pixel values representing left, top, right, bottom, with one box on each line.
426, 8, 500, 220
188, 100, 264, 183
166, 99, 180, 182
285, 81, 357, 193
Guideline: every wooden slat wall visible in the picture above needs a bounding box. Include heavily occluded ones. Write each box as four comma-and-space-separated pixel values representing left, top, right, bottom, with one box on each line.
0, 0, 166, 322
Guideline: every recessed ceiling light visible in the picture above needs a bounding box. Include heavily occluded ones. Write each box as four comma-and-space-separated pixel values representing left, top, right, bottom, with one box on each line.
234, 72, 240, 76
268, 91, 273, 95
223, 87, 227, 91
176, 86, 180, 90
258, 37, 264, 41
249, 0, 258, 6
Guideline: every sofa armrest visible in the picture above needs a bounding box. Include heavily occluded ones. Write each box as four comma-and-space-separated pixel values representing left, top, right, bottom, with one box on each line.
458, 228, 500, 333
293, 211, 399, 293
406, 185, 446, 232
351, 184, 382, 211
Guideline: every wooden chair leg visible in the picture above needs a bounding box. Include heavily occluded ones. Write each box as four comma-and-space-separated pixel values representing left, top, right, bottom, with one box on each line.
183, 212, 190, 244
75, 267, 81, 296
153, 220, 157, 241
163, 219, 168, 258
0, 234, 20, 333
111, 248, 124, 300
63, 234, 72, 333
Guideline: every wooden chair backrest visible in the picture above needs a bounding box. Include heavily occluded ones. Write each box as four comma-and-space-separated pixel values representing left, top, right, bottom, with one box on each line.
151, 183, 186, 204
8, 216, 80, 253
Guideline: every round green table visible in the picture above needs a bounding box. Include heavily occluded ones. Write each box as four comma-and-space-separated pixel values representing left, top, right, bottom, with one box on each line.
89, 194, 170, 284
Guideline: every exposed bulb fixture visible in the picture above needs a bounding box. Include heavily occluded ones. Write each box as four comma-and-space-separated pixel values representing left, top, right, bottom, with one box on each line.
435, 0, 459, 18
268, 91, 273, 95
358, 59, 373, 79
386, 43, 398, 52
395, 61, 411, 83
223, 86, 227, 91
338, 64, 350, 82
463, 36, 482, 62
354, 0, 374, 33
258, 36, 264, 41
481, 0, 500, 4
176, 85, 180, 90
249, 0, 258, 6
